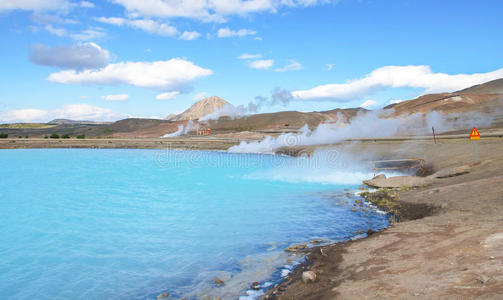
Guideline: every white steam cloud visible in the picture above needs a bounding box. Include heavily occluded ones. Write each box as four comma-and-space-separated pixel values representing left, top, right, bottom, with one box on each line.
228, 109, 499, 154
198, 88, 294, 122
199, 104, 245, 122
161, 120, 196, 138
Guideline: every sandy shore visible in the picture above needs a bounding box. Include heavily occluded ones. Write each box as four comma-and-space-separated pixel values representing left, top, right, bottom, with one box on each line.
263, 138, 503, 299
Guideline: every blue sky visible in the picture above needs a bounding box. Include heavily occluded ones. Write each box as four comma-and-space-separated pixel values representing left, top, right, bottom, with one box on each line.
1, 0, 502, 122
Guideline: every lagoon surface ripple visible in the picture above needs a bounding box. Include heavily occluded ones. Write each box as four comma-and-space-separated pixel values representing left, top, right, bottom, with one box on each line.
0, 149, 388, 299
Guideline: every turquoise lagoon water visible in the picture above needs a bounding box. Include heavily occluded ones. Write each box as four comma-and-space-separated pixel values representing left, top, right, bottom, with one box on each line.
0, 149, 388, 299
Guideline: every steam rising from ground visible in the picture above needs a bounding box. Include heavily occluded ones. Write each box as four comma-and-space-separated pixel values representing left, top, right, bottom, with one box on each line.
228, 110, 498, 154
199, 104, 245, 122
161, 120, 196, 138
245, 149, 377, 185
198, 88, 294, 123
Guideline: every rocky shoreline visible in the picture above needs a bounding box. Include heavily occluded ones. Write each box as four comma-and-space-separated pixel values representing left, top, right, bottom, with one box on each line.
260, 188, 438, 299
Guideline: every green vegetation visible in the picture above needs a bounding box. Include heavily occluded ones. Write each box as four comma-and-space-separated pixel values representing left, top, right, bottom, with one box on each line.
44, 136, 48, 139
0, 133, 8, 138
361, 188, 401, 216
103, 129, 113, 134
18, 136, 22, 138
0, 123, 56, 129
61, 134, 70, 139
25, 136, 28, 138
50, 133, 60, 139
76, 134, 85, 139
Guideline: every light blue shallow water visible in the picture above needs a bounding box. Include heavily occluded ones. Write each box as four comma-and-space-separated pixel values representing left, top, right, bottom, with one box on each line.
0, 149, 388, 300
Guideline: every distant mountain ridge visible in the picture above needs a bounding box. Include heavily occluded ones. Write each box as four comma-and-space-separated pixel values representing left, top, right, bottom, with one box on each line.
48, 119, 111, 125
4, 78, 502, 138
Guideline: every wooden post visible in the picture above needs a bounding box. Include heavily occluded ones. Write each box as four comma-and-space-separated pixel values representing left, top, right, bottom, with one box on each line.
474, 140, 477, 163
432, 126, 437, 144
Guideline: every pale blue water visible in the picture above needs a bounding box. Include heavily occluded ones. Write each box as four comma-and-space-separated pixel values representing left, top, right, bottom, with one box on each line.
0, 149, 388, 300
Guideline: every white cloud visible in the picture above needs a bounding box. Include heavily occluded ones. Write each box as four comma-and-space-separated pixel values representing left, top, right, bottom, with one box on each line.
156, 91, 180, 100
237, 53, 261, 59
179, 30, 201, 40
44, 24, 66, 36
47, 58, 213, 90
30, 13, 77, 24
129, 19, 178, 36
193, 92, 208, 100
0, 0, 72, 12
79, 95, 90, 99
96, 17, 178, 37
70, 27, 107, 41
292, 65, 503, 101
0, 109, 49, 122
217, 27, 256, 38
249, 59, 274, 70
103, 94, 129, 101
0, 104, 126, 123
387, 99, 404, 105
29, 42, 109, 70
95, 16, 125, 26
326, 63, 335, 70
275, 60, 302, 72
80, 1, 94, 8
360, 100, 377, 108
110, 0, 329, 21
111, 0, 213, 20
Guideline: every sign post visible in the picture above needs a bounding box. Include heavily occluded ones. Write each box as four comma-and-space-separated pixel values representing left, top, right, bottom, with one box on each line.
470, 127, 481, 163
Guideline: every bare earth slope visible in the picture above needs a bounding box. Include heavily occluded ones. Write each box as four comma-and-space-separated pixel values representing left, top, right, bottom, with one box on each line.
458, 78, 503, 94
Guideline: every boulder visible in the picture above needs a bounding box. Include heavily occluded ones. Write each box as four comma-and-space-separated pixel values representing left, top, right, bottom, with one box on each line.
363, 174, 430, 188
285, 243, 307, 252
302, 271, 317, 283
215, 277, 224, 285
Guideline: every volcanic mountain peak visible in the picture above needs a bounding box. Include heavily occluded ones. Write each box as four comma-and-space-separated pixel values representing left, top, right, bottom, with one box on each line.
173, 96, 230, 121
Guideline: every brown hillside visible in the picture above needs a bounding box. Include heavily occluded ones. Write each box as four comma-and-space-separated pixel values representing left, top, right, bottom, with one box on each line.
206, 108, 366, 132
387, 78, 503, 116
457, 78, 503, 94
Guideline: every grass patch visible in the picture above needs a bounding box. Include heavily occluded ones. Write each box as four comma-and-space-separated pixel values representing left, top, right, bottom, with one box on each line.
0, 123, 56, 129
361, 188, 401, 216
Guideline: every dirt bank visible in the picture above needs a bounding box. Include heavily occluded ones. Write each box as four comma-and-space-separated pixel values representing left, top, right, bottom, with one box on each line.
263, 138, 503, 299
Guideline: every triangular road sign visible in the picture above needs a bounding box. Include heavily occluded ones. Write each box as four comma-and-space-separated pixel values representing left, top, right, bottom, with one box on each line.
470, 127, 480, 140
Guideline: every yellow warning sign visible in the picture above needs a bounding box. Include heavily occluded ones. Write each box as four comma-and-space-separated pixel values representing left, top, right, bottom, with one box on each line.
470, 127, 480, 140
